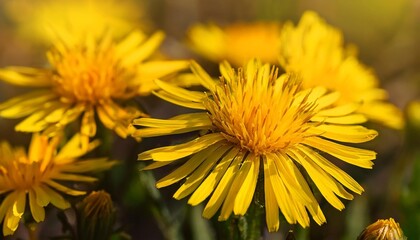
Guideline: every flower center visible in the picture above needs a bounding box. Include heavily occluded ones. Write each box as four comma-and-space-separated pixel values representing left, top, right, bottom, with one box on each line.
205, 64, 316, 155
0, 159, 52, 191
49, 38, 137, 104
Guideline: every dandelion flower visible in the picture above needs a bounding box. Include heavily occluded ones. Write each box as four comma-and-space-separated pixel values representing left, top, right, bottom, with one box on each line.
2, 0, 147, 44
133, 59, 377, 231
188, 22, 282, 66
0, 133, 116, 236
279, 11, 404, 129
0, 30, 190, 140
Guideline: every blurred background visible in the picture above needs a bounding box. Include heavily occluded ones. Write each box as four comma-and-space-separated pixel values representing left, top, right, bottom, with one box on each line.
0, 0, 419, 239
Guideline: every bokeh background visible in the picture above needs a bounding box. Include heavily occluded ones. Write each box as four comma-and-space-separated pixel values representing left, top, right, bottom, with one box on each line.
0, 0, 419, 239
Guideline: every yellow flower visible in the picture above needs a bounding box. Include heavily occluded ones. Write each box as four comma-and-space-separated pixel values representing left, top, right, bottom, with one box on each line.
357, 218, 406, 240
2, 0, 147, 44
188, 22, 282, 66
279, 11, 404, 129
132, 59, 377, 231
0, 133, 116, 236
0, 30, 190, 139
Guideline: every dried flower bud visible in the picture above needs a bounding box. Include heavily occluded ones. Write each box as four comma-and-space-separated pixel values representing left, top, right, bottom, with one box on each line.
357, 218, 406, 240
76, 190, 116, 240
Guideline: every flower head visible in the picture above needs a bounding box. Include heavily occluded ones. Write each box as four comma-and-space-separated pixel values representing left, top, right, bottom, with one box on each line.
188, 22, 282, 66
357, 218, 406, 240
279, 11, 404, 129
133, 59, 377, 231
0, 30, 190, 139
0, 134, 116, 236
2, 0, 147, 44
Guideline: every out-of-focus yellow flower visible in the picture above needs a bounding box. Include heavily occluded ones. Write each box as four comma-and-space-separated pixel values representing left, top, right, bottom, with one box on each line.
0, 134, 116, 236
0, 29, 190, 140
279, 11, 404, 129
188, 22, 282, 66
406, 100, 420, 128
357, 218, 406, 240
2, 0, 148, 44
133, 59, 377, 231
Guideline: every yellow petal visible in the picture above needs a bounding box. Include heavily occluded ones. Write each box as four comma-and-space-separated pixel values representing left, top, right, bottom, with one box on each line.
56, 133, 100, 160
269, 153, 312, 203
121, 31, 165, 67
53, 173, 97, 182
288, 148, 351, 210
317, 103, 360, 117
285, 157, 326, 225
153, 90, 206, 110
115, 31, 147, 59
29, 189, 45, 222
0, 192, 18, 224
190, 61, 217, 92
219, 61, 236, 83
81, 107, 96, 137
0, 67, 52, 87
173, 144, 231, 200
156, 144, 220, 188
166, 73, 202, 88
97, 105, 116, 129
33, 185, 50, 207
303, 137, 376, 168
359, 101, 404, 129
5, 211, 20, 234
263, 157, 279, 232
28, 133, 46, 162
46, 180, 86, 196
57, 103, 85, 125
133, 125, 210, 138
41, 185, 70, 209
141, 161, 173, 170
266, 154, 297, 224
134, 112, 210, 128
311, 113, 367, 124
154, 79, 205, 102
138, 133, 225, 161
136, 60, 190, 94
188, 147, 239, 205
218, 153, 252, 220
12, 191, 26, 217
203, 150, 244, 218
15, 110, 49, 132
297, 144, 364, 194
233, 154, 260, 215
314, 92, 341, 110
132, 113, 212, 138
44, 102, 71, 123
0, 91, 56, 118
309, 125, 378, 143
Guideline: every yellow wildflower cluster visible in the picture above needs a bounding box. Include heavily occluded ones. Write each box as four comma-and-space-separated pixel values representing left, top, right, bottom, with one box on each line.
0, 1, 406, 238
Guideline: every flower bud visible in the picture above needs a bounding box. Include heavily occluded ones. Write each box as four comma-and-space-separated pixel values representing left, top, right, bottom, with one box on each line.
357, 218, 406, 240
76, 190, 116, 240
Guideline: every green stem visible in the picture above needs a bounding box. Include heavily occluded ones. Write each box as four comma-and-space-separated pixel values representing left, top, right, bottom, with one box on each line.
238, 200, 264, 240
237, 176, 264, 240
139, 170, 184, 240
